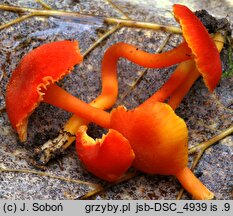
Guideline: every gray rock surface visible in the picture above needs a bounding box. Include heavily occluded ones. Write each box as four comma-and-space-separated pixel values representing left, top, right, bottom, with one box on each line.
0, 0, 232, 199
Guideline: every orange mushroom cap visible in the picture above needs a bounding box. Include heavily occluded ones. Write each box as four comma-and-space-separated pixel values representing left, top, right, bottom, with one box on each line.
173, 4, 222, 91
74, 101, 213, 199
76, 125, 135, 182
110, 103, 188, 175
6, 40, 83, 141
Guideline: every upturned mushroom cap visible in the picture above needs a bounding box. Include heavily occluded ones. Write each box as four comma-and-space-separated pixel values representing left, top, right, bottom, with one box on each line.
6, 40, 83, 141
173, 4, 222, 92
76, 126, 135, 182
110, 103, 188, 175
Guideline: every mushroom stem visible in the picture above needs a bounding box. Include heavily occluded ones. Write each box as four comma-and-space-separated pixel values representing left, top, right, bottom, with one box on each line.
43, 84, 111, 129
102, 41, 191, 69
62, 92, 116, 137
168, 67, 200, 110
175, 167, 214, 200
97, 41, 191, 105
140, 59, 196, 107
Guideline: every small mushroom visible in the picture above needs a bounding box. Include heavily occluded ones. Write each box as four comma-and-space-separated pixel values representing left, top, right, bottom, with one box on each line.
110, 103, 213, 200
76, 102, 214, 199
6, 41, 82, 141
110, 103, 188, 175
76, 125, 135, 182
168, 32, 225, 109
141, 5, 224, 109
6, 40, 109, 141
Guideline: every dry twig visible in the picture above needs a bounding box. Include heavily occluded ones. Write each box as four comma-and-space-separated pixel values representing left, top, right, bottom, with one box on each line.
0, 4, 182, 33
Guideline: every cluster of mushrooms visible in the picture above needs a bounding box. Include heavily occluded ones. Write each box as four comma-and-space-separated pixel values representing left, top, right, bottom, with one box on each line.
6, 4, 225, 199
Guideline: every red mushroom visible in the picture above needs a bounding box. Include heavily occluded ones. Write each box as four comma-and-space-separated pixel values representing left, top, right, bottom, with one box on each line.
140, 4, 223, 109
6, 40, 83, 141
76, 126, 135, 182
6, 40, 120, 142
167, 32, 225, 109
5, 40, 109, 142
76, 101, 214, 199
110, 103, 214, 200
